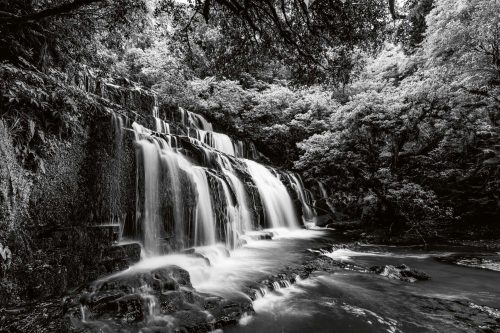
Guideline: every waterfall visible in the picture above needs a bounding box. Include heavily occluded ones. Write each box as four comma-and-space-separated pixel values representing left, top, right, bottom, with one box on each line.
120, 105, 314, 255
287, 174, 317, 224
155, 117, 170, 134
220, 158, 253, 233
318, 181, 336, 214
244, 160, 300, 229
152, 94, 159, 118
132, 123, 162, 255
190, 167, 217, 246
110, 113, 125, 228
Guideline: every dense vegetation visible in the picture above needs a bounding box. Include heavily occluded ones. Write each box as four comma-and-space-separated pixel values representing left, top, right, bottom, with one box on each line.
1, 0, 499, 244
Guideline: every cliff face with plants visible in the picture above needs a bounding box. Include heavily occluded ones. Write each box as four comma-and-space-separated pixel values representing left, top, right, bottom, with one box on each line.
0, 65, 161, 305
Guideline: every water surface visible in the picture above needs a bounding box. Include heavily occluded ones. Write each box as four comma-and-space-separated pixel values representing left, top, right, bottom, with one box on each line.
119, 229, 500, 332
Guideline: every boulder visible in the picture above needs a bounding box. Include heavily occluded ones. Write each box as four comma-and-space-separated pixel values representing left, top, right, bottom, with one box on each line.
435, 253, 500, 272
62, 265, 253, 333
370, 264, 430, 282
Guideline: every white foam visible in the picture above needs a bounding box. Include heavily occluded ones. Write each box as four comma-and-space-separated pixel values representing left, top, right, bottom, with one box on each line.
265, 227, 325, 239
238, 312, 254, 326
340, 303, 400, 333
252, 284, 313, 317
321, 248, 433, 262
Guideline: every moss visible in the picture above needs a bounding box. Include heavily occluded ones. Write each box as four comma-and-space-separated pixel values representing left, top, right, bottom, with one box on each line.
0, 66, 153, 305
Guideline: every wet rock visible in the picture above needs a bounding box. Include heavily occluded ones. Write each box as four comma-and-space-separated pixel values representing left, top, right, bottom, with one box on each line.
435, 253, 500, 272
413, 296, 500, 332
313, 214, 333, 227
0, 299, 70, 333
61, 265, 254, 333
95, 266, 193, 295
101, 243, 142, 271
243, 231, 273, 241
98, 293, 144, 322
370, 264, 430, 282
61, 266, 196, 324
187, 253, 211, 267
238, 239, 248, 246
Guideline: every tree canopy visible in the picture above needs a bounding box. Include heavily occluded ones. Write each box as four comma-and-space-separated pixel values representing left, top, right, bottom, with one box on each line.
1, 0, 499, 241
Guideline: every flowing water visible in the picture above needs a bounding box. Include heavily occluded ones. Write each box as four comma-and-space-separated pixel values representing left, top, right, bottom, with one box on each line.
224, 239, 500, 333
83, 106, 500, 333
95, 226, 500, 333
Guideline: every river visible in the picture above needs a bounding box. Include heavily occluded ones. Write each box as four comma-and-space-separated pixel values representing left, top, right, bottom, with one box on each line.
104, 227, 500, 333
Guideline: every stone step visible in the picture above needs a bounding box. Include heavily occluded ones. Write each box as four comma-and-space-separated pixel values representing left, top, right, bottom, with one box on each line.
240, 231, 274, 241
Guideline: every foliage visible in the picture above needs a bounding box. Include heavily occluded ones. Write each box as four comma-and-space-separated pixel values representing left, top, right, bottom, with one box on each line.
294, 0, 499, 239
0, 0, 498, 243
0, 0, 149, 70
395, 0, 434, 53
0, 63, 108, 175
179, 76, 338, 165
149, 0, 391, 85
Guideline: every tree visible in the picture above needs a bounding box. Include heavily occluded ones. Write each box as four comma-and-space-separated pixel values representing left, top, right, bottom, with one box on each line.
0, 0, 149, 69
423, 0, 500, 87
395, 0, 434, 52
294, 0, 500, 237
0, 0, 104, 24
165, 0, 390, 84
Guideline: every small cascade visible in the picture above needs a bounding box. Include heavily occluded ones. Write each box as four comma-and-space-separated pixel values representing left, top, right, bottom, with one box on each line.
132, 123, 162, 255
178, 107, 213, 131
205, 131, 236, 156
244, 160, 300, 229
155, 117, 170, 134
318, 181, 336, 214
167, 108, 256, 158
152, 94, 159, 118
141, 292, 159, 319
80, 305, 87, 323
187, 126, 244, 157
270, 279, 292, 291
257, 287, 269, 298
191, 167, 217, 246
110, 112, 126, 229
115, 103, 315, 255
287, 174, 317, 224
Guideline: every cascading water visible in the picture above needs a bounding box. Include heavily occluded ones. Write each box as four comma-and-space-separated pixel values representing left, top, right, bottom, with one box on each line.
318, 180, 336, 215
110, 113, 125, 228
287, 174, 317, 224
190, 167, 217, 246
244, 160, 300, 229
115, 104, 315, 255
132, 123, 162, 255
218, 155, 253, 234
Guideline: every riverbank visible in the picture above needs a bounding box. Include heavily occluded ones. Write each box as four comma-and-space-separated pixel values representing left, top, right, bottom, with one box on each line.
323, 219, 500, 252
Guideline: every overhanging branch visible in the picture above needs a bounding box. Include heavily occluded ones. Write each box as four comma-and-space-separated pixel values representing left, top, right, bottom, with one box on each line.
0, 0, 105, 24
